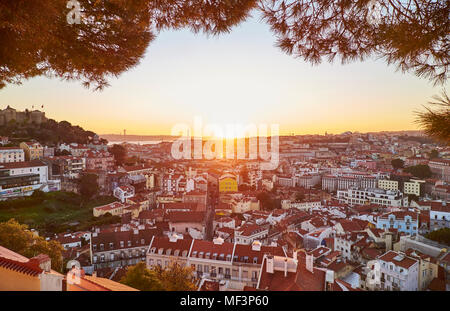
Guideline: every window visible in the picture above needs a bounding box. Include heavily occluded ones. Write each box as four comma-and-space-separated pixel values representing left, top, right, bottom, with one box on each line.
100, 243, 104, 251
252, 271, 258, 280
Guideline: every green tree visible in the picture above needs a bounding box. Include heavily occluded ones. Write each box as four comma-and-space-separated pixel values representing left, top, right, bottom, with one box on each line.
425, 228, 450, 246
429, 149, 439, 159
407, 194, 419, 203
79, 173, 99, 199
120, 262, 163, 291
391, 158, 405, 169
0, 219, 64, 272
295, 192, 305, 202
109, 144, 127, 166
416, 90, 450, 144
404, 164, 432, 179
152, 261, 197, 291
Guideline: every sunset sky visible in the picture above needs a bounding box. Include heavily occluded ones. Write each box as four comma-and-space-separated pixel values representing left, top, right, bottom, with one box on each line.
0, 14, 447, 136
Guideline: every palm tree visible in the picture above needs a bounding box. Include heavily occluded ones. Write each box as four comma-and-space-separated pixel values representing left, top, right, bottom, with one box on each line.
416, 90, 450, 145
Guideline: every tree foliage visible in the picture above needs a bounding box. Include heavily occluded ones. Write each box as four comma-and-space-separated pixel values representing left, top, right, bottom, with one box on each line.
0, 219, 64, 272
79, 173, 99, 199
425, 228, 450, 246
152, 261, 197, 291
404, 164, 432, 179
416, 90, 450, 144
391, 158, 405, 169
1, 0, 448, 90
121, 261, 197, 291
120, 262, 163, 291
109, 144, 127, 166
257, 191, 281, 210
0, 116, 98, 146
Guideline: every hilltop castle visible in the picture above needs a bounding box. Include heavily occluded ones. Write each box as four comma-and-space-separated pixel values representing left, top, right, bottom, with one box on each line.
0, 106, 47, 126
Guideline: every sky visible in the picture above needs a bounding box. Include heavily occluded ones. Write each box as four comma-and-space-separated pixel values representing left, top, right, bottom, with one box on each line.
0, 13, 447, 137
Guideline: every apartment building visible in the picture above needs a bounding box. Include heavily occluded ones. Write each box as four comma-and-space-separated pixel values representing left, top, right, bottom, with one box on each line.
90, 227, 157, 270
429, 159, 450, 182
403, 179, 425, 197
45, 156, 86, 180
337, 188, 406, 207
322, 174, 378, 192
0, 160, 53, 198
376, 211, 419, 235
234, 223, 269, 245
377, 251, 419, 291
378, 179, 399, 191
429, 203, 450, 231
0, 147, 25, 163
20, 141, 43, 161
147, 236, 285, 289
84, 150, 114, 172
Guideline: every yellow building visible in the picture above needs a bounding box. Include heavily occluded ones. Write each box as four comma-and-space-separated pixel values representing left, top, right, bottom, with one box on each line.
404, 179, 424, 196
219, 173, 238, 192
378, 179, 399, 191
20, 141, 44, 160
0, 246, 64, 291
93, 202, 127, 217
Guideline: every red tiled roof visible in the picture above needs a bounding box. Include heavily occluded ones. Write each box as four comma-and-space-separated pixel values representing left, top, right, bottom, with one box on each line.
377, 251, 418, 269
0, 256, 43, 276
167, 211, 205, 223
190, 240, 234, 261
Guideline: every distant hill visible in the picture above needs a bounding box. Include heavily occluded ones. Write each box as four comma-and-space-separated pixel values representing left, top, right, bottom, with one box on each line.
0, 115, 101, 146
100, 134, 178, 142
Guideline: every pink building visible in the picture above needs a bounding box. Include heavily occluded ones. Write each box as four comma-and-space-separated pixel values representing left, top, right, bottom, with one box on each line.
84, 150, 114, 172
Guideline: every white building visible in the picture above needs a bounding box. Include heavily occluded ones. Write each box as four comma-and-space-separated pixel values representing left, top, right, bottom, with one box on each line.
0, 147, 25, 163
113, 185, 135, 203
376, 251, 419, 291
337, 188, 407, 207
429, 203, 450, 231
0, 160, 56, 199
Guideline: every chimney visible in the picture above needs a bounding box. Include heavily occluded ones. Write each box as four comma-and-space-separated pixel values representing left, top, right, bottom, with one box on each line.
284, 258, 288, 278
30, 254, 51, 272
266, 255, 274, 274
293, 250, 298, 265
169, 232, 179, 242
306, 254, 314, 273
325, 270, 334, 291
